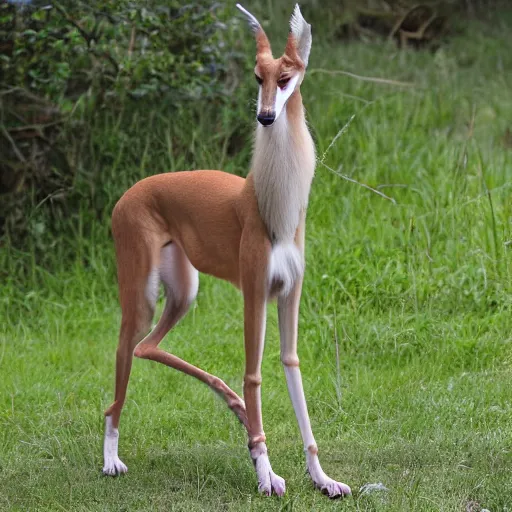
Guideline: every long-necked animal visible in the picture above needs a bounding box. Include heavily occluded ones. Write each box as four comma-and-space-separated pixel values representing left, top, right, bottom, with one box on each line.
102, 3, 351, 498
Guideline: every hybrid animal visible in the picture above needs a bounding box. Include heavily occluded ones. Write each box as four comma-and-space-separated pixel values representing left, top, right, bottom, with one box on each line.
102, 3, 351, 498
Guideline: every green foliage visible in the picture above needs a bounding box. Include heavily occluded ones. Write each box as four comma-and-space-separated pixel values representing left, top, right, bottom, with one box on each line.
1, 5, 512, 511
2, 0, 234, 102
0, 0, 249, 249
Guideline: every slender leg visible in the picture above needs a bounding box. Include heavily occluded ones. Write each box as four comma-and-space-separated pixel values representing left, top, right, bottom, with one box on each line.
103, 242, 246, 476
278, 280, 351, 498
103, 288, 154, 475
242, 288, 286, 496
239, 222, 286, 497
134, 244, 247, 426
103, 223, 158, 476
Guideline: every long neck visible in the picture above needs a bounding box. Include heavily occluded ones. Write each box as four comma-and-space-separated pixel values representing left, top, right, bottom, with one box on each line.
251, 90, 316, 244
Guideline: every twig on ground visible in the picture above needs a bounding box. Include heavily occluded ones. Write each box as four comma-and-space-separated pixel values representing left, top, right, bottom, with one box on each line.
319, 114, 355, 165
8, 120, 65, 133
1, 126, 26, 162
128, 25, 136, 58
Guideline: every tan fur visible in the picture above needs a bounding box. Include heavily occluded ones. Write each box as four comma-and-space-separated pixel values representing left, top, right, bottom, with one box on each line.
103, 4, 351, 498
255, 36, 304, 115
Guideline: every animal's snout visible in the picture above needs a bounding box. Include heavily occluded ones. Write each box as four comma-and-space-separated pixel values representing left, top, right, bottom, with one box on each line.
257, 112, 276, 126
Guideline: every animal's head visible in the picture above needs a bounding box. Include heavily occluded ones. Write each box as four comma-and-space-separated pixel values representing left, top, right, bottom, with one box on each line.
236, 3, 312, 127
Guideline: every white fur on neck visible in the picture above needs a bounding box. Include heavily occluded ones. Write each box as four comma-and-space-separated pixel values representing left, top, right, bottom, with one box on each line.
252, 106, 315, 244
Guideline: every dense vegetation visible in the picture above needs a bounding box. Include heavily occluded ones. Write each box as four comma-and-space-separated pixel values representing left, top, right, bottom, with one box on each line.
0, 0, 251, 252
0, 0, 503, 250
1, 1, 511, 510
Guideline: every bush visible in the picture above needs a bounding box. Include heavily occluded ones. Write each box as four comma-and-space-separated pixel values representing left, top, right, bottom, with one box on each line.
0, 0, 248, 248
1, 0, 234, 102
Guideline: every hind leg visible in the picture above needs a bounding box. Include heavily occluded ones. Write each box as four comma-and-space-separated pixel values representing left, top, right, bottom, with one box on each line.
134, 243, 248, 426
103, 316, 150, 474
103, 236, 157, 476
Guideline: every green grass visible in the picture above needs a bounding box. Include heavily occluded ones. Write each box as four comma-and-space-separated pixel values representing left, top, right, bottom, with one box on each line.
2, 10, 512, 512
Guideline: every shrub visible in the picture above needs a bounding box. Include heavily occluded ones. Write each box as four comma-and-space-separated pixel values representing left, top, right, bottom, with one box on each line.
0, 0, 246, 247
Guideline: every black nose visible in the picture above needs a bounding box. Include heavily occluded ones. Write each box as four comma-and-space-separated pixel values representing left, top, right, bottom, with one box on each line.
257, 113, 276, 126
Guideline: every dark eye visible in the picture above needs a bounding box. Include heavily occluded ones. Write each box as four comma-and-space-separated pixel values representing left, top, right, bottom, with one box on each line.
277, 77, 291, 89
255, 74, 263, 85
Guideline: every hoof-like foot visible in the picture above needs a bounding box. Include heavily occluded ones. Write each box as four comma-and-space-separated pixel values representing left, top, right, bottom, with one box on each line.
307, 452, 351, 499
258, 469, 286, 497
251, 442, 286, 497
316, 478, 351, 499
102, 457, 127, 476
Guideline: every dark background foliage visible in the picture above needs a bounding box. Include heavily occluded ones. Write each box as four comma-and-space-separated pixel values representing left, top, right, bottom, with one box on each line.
0, 0, 248, 254
0, 0, 503, 257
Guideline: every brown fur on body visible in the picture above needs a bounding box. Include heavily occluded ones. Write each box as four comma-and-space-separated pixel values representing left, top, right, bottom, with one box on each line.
102, 4, 351, 499
106, 168, 282, 447
112, 86, 311, 285
113, 171, 247, 289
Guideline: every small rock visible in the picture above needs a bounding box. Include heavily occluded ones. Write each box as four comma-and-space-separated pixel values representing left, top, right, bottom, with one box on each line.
359, 482, 389, 495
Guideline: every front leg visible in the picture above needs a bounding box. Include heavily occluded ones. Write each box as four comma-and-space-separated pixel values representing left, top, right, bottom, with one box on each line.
240, 228, 286, 497
278, 279, 351, 498
242, 288, 286, 496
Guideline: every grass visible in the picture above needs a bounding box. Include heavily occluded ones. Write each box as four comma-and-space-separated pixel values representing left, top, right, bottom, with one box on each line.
1, 7, 512, 511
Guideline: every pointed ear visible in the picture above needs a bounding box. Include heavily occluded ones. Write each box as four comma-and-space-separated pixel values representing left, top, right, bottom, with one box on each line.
289, 4, 312, 67
236, 3, 272, 55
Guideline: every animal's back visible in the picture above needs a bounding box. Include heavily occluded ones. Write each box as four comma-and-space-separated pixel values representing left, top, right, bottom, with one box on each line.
112, 170, 247, 284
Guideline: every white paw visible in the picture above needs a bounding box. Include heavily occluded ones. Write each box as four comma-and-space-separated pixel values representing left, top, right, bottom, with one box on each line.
270, 471, 286, 496
103, 416, 127, 476
102, 456, 128, 476
316, 477, 351, 498
251, 443, 286, 497
307, 453, 351, 498
258, 469, 286, 497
